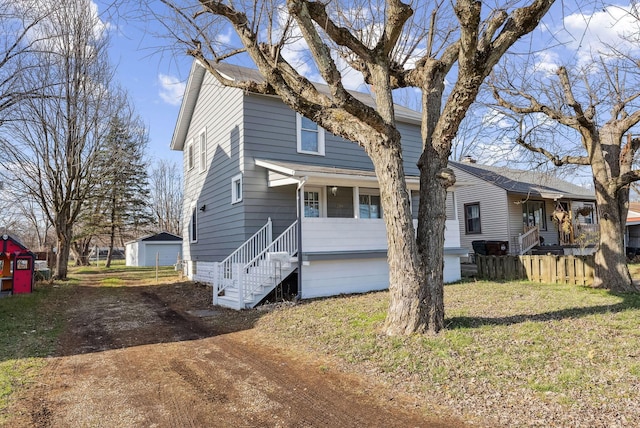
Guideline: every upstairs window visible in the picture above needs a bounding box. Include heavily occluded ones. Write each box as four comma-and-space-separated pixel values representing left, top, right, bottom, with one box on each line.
464, 202, 481, 234
199, 129, 207, 173
187, 139, 195, 171
297, 113, 325, 156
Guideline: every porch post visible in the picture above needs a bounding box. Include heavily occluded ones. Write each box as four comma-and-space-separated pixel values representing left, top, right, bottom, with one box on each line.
296, 177, 307, 300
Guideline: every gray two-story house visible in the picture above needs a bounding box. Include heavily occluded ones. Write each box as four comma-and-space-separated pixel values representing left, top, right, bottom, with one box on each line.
171, 61, 467, 309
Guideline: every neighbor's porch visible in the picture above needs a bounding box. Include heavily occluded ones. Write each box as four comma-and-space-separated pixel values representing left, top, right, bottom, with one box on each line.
506, 195, 599, 255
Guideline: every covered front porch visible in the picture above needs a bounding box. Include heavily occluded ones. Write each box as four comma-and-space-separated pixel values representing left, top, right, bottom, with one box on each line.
514, 197, 599, 255
207, 159, 467, 309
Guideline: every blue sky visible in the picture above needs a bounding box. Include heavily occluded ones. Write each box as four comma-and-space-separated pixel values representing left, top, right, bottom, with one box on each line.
99, 1, 640, 177
100, 3, 191, 167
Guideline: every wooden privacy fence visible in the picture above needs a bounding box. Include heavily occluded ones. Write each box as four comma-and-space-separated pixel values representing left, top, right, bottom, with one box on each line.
476, 254, 594, 286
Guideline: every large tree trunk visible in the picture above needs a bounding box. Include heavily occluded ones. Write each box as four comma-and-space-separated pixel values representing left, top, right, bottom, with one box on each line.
593, 181, 635, 291
416, 147, 453, 333
372, 141, 425, 336
54, 224, 72, 280
106, 194, 117, 268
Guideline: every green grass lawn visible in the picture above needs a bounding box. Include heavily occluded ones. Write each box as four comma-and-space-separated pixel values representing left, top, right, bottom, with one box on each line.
256, 279, 640, 425
2, 264, 640, 425
0, 283, 73, 421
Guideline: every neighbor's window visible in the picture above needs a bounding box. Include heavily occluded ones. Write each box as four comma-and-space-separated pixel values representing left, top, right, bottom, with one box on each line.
464, 202, 481, 234
304, 190, 320, 217
231, 174, 243, 204
359, 190, 381, 219
199, 129, 207, 173
187, 139, 195, 171
522, 200, 547, 231
190, 203, 198, 243
296, 113, 325, 155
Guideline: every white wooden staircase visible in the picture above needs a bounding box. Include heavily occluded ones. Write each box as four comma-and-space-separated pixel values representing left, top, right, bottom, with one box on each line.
213, 219, 298, 309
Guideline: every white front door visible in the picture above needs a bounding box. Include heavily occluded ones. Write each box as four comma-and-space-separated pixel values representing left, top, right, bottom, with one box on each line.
303, 186, 324, 218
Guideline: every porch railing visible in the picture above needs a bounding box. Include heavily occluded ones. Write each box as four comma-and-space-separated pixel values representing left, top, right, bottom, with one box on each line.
575, 223, 599, 236
518, 225, 540, 255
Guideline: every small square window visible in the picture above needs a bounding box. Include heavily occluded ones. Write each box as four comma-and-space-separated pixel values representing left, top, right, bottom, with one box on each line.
231, 174, 243, 204
296, 113, 325, 156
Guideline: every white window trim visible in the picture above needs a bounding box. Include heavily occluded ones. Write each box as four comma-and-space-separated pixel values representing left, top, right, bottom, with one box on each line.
358, 188, 382, 219
189, 202, 198, 243
296, 113, 325, 156
199, 128, 207, 173
187, 138, 195, 171
302, 186, 326, 217
231, 174, 243, 204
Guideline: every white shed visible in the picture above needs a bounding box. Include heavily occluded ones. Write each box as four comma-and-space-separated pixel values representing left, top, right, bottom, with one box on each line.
125, 232, 183, 267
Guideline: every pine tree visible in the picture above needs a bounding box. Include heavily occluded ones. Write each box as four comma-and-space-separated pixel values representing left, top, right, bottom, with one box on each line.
94, 116, 154, 267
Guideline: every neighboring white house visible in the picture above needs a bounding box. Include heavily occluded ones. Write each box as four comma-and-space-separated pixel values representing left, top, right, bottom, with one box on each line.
125, 232, 183, 267
170, 61, 467, 310
451, 158, 598, 258
625, 202, 640, 253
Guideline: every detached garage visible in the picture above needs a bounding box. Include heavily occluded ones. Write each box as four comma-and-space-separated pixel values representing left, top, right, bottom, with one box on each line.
126, 232, 182, 267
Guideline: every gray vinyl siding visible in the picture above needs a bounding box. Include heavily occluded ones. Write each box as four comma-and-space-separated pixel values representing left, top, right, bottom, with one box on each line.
243, 94, 375, 170
397, 122, 421, 177
182, 75, 246, 261
182, 77, 427, 261
243, 93, 423, 175
453, 166, 510, 255
241, 93, 423, 236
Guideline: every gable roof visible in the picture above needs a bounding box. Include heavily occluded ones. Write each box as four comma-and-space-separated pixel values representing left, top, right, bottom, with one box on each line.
126, 232, 183, 245
450, 161, 595, 200
170, 61, 422, 151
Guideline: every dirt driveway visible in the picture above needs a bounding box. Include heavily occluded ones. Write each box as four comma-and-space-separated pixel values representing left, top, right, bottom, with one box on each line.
8, 278, 465, 427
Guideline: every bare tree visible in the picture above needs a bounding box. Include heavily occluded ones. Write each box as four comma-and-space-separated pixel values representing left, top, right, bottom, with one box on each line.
0, 0, 121, 279
0, 1, 56, 123
491, 53, 640, 291
150, 159, 183, 236
157, 0, 554, 334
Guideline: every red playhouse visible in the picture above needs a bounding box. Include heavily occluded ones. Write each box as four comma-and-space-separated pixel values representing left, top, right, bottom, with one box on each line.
0, 235, 35, 296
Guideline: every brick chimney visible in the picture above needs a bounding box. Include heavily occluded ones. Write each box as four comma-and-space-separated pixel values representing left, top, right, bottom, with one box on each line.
461, 155, 477, 164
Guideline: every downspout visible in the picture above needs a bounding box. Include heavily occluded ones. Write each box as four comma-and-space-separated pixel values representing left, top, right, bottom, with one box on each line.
296, 176, 308, 301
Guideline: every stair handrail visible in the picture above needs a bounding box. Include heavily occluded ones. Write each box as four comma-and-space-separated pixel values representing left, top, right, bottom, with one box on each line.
518, 225, 540, 255
241, 220, 298, 298
216, 218, 272, 294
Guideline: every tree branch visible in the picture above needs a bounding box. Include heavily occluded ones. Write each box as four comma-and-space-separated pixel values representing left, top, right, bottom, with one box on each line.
515, 137, 590, 166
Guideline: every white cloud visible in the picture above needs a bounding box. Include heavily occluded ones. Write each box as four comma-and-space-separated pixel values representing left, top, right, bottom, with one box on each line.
561, 5, 640, 65
158, 74, 185, 106
12, 0, 109, 54
533, 51, 561, 76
